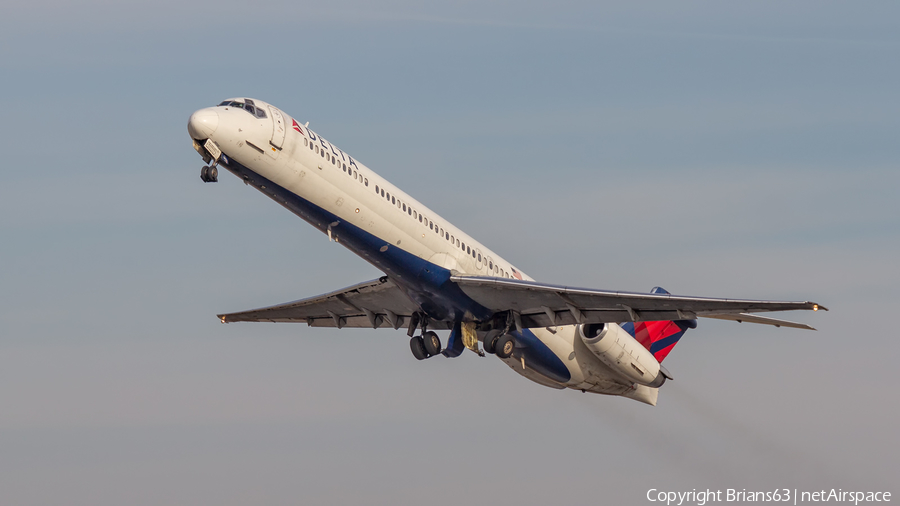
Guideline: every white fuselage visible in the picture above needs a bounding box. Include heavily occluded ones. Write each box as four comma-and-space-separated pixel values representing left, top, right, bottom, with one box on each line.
188, 98, 659, 405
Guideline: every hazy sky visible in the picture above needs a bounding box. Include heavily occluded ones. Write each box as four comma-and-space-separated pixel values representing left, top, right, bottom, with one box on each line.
1, 2, 898, 504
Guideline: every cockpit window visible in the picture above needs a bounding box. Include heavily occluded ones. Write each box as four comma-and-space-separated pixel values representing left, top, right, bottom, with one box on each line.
216, 100, 267, 119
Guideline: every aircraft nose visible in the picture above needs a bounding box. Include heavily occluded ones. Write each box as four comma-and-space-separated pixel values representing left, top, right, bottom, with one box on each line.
188, 108, 219, 139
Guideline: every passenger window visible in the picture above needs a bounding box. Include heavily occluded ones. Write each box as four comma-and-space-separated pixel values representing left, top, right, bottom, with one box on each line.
365, 178, 368, 186
489, 261, 493, 270
391, 196, 396, 204
465, 245, 470, 254
343, 164, 346, 171
402, 203, 407, 212
418, 215, 422, 222
408, 208, 412, 216
429, 222, 433, 230
304, 139, 308, 147
375, 185, 379, 193
315, 146, 319, 154
381, 189, 385, 197
478, 253, 482, 262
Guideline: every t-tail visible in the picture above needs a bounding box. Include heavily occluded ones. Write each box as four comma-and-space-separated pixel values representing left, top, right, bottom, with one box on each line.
619, 287, 698, 362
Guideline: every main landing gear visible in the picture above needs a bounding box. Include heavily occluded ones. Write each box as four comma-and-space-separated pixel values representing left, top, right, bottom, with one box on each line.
200, 165, 218, 183
410, 331, 442, 360
410, 328, 517, 360
482, 329, 515, 359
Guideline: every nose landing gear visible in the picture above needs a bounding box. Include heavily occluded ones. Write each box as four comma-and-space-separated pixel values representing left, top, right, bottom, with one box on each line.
200, 165, 218, 183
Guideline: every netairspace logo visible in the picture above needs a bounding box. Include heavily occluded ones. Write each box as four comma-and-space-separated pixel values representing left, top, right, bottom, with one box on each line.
646, 488, 892, 505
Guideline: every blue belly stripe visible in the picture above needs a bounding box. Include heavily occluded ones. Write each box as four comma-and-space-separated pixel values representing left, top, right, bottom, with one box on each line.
512, 329, 571, 383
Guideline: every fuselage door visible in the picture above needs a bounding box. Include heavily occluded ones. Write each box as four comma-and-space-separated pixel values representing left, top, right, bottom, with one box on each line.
269, 106, 286, 150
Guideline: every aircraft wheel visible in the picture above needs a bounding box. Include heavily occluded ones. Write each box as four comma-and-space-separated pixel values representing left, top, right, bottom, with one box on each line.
495, 334, 516, 359
422, 331, 442, 356
483, 329, 501, 354
208, 166, 218, 182
410, 336, 429, 360
200, 166, 209, 182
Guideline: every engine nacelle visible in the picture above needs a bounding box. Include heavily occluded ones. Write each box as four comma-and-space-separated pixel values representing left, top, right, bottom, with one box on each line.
578, 323, 667, 388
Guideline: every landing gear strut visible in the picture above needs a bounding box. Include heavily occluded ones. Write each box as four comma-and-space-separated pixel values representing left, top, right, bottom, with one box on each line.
200, 165, 218, 183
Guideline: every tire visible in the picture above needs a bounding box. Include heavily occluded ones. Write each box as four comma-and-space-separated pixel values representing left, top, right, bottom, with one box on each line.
200, 166, 209, 182
422, 331, 441, 356
495, 334, 516, 359
410, 336, 428, 360
208, 166, 218, 182
482, 329, 501, 354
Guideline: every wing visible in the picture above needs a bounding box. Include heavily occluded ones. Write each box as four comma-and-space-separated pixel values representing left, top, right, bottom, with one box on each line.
450, 276, 826, 330
218, 277, 450, 329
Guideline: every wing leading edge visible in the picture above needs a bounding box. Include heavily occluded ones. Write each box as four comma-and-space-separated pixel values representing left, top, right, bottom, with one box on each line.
449, 276, 826, 330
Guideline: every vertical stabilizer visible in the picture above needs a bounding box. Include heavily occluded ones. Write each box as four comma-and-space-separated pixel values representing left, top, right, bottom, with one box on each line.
620, 287, 697, 363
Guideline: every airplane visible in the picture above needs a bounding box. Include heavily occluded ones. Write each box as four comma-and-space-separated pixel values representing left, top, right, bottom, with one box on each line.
187, 97, 826, 406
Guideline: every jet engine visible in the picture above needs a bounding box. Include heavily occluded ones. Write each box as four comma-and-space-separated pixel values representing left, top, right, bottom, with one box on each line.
578, 323, 667, 388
